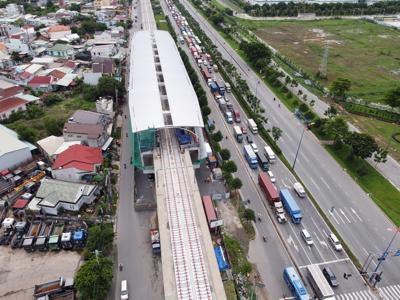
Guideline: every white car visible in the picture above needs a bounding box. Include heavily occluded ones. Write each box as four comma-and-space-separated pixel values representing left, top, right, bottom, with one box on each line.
267, 171, 276, 183
293, 182, 306, 198
328, 233, 343, 251
121, 280, 128, 300
301, 229, 314, 246
251, 143, 259, 153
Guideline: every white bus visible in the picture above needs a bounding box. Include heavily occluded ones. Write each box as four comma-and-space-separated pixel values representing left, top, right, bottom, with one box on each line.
264, 146, 276, 163
306, 265, 335, 300
247, 118, 258, 134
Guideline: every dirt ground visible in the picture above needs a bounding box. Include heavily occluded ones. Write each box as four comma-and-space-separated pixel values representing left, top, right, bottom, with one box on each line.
0, 247, 81, 300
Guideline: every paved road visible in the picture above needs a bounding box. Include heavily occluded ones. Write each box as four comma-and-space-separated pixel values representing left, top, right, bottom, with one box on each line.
179, 0, 400, 290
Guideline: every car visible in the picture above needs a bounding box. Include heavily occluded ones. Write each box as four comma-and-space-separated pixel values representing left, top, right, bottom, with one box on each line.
328, 233, 343, 251
322, 267, 339, 287
241, 126, 247, 134
246, 135, 253, 143
121, 280, 129, 300
301, 229, 313, 246
251, 143, 259, 153
267, 171, 276, 183
293, 182, 306, 198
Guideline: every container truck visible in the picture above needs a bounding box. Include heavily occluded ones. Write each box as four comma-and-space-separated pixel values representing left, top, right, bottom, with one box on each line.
256, 153, 269, 171
247, 118, 258, 134
33, 277, 74, 298
280, 189, 302, 224
243, 145, 258, 169
258, 172, 279, 205
23, 220, 42, 252
233, 126, 243, 143
61, 232, 73, 250
215, 81, 225, 96
201, 67, 212, 85
209, 81, 219, 93
35, 221, 54, 251
48, 223, 64, 251
233, 110, 241, 123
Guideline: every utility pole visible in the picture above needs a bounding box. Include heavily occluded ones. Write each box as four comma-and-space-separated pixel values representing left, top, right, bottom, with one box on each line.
292, 126, 306, 170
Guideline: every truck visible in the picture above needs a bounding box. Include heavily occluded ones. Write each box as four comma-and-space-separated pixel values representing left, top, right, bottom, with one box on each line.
247, 118, 258, 134
35, 221, 54, 251
201, 67, 212, 85
244, 145, 258, 169
280, 189, 302, 224
258, 172, 279, 205
33, 277, 74, 298
255, 152, 269, 171
233, 110, 241, 123
274, 201, 287, 223
224, 82, 231, 93
264, 146, 276, 163
72, 229, 87, 250
233, 126, 243, 143
23, 220, 42, 252
61, 232, 73, 250
150, 229, 161, 254
215, 81, 225, 96
11, 221, 29, 248
209, 81, 219, 94
48, 223, 64, 251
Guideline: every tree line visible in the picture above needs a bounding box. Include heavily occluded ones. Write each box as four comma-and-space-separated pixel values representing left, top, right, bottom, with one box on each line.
243, 1, 400, 17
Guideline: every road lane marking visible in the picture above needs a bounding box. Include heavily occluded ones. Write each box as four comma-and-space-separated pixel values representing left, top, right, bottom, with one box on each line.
286, 235, 299, 252
289, 222, 312, 264
309, 177, 321, 191
329, 210, 340, 225
334, 210, 345, 224
346, 207, 358, 223
340, 208, 352, 223
351, 207, 363, 222
298, 257, 350, 269
320, 176, 332, 191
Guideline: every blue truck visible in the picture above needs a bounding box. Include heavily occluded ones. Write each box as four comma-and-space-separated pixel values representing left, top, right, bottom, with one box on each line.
215, 81, 225, 96
279, 189, 302, 224
209, 81, 219, 93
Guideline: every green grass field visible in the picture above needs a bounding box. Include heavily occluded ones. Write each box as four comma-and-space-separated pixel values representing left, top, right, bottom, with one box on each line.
241, 18, 400, 104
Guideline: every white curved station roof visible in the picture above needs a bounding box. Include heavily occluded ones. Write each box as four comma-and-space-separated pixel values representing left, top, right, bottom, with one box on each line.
128, 30, 204, 133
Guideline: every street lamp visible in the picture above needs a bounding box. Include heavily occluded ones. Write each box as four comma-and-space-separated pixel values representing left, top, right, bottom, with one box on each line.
292, 126, 306, 170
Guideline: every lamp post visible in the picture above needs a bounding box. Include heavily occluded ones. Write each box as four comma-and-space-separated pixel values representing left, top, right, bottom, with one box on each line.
292, 126, 306, 170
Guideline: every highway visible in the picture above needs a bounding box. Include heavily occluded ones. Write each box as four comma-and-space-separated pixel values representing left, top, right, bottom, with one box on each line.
177, 0, 400, 291
162, 2, 380, 299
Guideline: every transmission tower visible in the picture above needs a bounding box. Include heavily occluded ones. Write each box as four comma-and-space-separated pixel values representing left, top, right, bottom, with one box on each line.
317, 41, 329, 79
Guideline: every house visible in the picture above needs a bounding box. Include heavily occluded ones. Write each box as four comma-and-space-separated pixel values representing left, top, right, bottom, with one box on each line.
32, 178, 99, 215
5, 35, 30, 54
96, 97, 113, 117
47, 44, 74, 58
93, 59, 114, 74
48, 25, 71, 41
37, 135, 81, 162
90, 44, 117, 60
27, 76, 54, 92
0, 97, 28, 120
70, 110, 111, 127
52, 144, 103, 182
5, 3, 24, 17
0, 124, 32, 170
63, 123, 108, 148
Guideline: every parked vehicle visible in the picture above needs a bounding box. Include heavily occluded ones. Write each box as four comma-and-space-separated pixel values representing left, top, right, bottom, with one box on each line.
33, 277, 74, 298
61, 232, 73, 250
258, 172, 279, 206
256, 153, 269, 171
35, 221, 54, 251
328, 233, 343, 251
72, 229, 87, 250
243, 145, 258, 169
121, 280, 129, 300
293, 182, 306, 198
11, 221, 28, 248
150, 229, 161, 254
322, 267, 339, 287
264, 146, 276, 163
280, 189, 302, 224
23, 220, 42, 252
247, 118, 258, 134
48, 223, 64, 251
233, 126, 243, 143
301, 229, 314, 246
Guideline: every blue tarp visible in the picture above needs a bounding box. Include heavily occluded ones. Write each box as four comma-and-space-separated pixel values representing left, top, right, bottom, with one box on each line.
176, 129, 191, 145
214, 246, 229, 271
73, 230, 85, 241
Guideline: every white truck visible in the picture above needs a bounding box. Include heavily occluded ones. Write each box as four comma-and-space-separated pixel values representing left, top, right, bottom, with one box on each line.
264, 146, 276, 163
247, 118, 258, 134
274, 202, 287, 223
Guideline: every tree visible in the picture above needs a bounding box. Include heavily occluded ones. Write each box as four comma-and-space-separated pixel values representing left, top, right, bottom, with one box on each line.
83, 224, 114, 260
11, 51, 22, 62
373, 147, 388, 166
212, 130, 223, 143
26, 104, 44, 119
16, 125, 37, 143
201, 106, 211, 117
97, 76, 125, 100
242, 208, 255, 222
83, 84, 99, 101
330, 78, 351, 100
344, 132, 378, 160
383, 86, 400, 110
219, 149, 231, 160
222, 160, 237, 173
322, 117, 349, 143
272, 126, 283, 143
69, 3, 81, 11
324, 105, 338, 118
43, 94, 62, 106
75, 257, 113, 300
229, 177, 242, 191
44, 117, 64, 136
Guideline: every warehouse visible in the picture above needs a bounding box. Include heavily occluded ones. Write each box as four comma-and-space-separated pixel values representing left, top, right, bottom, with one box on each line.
0, 124, 32, 170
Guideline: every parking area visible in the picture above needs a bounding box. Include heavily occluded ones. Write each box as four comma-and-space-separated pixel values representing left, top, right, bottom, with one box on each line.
0, 247, 81, 300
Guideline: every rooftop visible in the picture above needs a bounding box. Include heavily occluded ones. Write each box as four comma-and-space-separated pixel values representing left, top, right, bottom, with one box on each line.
28, 76, 53, 85
48, 25, 70, 33
53, 144, 103, 172
0, 97, 27, 113
0, 124, 30, 157
70, 110, 107, 125
129, 30, 203, 133
63, 123, 103, 138
12, 198, 29, 209
48, 44, 72, 52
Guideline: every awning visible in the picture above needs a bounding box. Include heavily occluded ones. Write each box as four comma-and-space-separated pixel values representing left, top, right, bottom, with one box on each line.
101, 137, 113, 151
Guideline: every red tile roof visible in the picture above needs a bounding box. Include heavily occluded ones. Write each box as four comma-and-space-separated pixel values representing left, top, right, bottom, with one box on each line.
28, 76, 53, 86
12, 199, 29, 209
49, 69, 65, 80
48, 25, 70, 33
62, 61, 76, 69
0, 97, 27, 113
53, 144, 103, 172
0, 86, 23, 100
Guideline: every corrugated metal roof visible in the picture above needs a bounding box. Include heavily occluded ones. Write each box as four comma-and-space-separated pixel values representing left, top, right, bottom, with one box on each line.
0, 124, 30, 157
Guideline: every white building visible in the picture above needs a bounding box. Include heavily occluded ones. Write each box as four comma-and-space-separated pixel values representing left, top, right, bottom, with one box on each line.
90, 44, 118, 59
6, 4, 24, 17
0, 124, 32, 170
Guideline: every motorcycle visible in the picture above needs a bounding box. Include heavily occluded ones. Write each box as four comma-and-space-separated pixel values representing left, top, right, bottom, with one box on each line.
124, 164, 127, 169
262, 235, 267, 242
257, 214, 261, 222
119, 263, 123, 271
247, 199, 251, 204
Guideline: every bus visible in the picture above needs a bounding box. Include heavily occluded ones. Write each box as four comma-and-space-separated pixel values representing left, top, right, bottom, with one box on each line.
233, 126, 243, 143
256, 152, 269, 171
243, 145, 258, 169
283, 267, 309, 300
247, 118, 258, 134
264, 146, 276, 163
306, 265, 335, 300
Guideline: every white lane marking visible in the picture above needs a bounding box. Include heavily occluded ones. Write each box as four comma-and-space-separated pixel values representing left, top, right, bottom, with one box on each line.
287, 235, 299, 252
347, 292, 355, 300
289, 222, 312, 264
329, 210, 340, 225
309, 177, 321, 191
300, 153, 310, 164
367, 290, 376, 300
392, 285, 400, 295
346, 207, 358, 223
320, 176, 332, 191
380, 287, 394, 300
311, 231, 327, 261
340, 208, 352, 223
298, 257, 350, 269
280, 178, 291, 189
355, 291, 367, 300
334, 209, 345, 224
387, 286, 400, 299
351, 207, 363, 222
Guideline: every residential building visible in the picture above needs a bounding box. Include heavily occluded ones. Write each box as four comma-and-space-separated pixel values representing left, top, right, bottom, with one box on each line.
94, 0, 112, 10
0, 124, 32, 170
5, 4, 24, 17
48, 25, 71, 41
90, 44, 117, 60
69, 110, 111, 127
52, 144, 103, 182
92, 59, 115, 74
47, 44, 74, 58
5, 35, 30, 54
63, 122, 108, 148
32, 178, 99, 215
27, 76, 54, 92
96, 97, 114, 117
37, 135, 81, 162
0, 97, 28, 120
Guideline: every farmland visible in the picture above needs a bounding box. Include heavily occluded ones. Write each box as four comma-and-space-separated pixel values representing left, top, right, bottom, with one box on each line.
246, 18, 400, 104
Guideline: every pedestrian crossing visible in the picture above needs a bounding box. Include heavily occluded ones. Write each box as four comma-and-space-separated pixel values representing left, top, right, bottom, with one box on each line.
335, 289, 376, 300
379, 284, 400, 300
